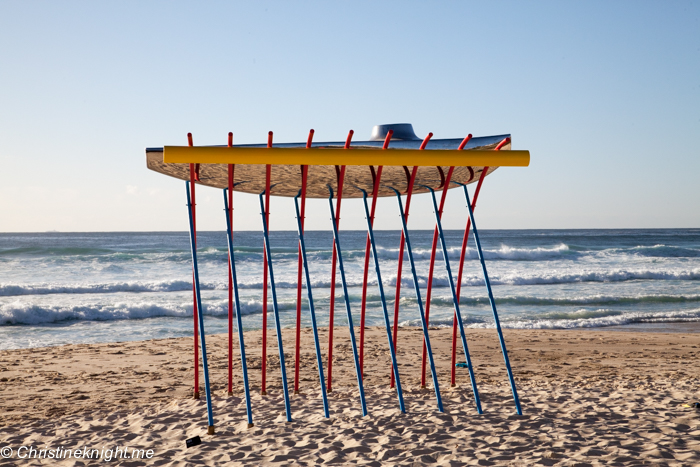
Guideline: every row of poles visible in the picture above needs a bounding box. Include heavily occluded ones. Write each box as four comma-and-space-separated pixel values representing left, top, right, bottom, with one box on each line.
184, 131, 521, 434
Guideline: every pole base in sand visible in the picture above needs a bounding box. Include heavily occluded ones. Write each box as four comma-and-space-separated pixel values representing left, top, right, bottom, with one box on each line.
227, 391, 233, 396
451, 384, 456, 388
193, 391, 200, 400
207, 426, 215, 435
247, 423, 254, 429
420, 384, 426, 389
294, 390, 299, 395
261, 390, 267, 396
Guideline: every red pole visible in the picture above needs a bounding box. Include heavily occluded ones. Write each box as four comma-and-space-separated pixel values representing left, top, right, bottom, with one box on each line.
418, 135, 472, 388
360, 158, 384, 379
421, 165, 455, 387
227, 132, 234, 396
388, 133, 428, 388
187, 133, 200, 400
450, 136, 509, 386
344, 130, 354, 149
494, 137, 511, 152
261, 132, 272, 395
294, 172, 304, 394
361, 131, 392, 378
389, 168, 417, 388
294, 130, 314, 394
327, 164, 346, 393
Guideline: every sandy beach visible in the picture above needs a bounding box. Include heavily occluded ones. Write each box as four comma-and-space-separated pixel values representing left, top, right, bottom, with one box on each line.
2, 0, 699, 463
0, 326, 698, 465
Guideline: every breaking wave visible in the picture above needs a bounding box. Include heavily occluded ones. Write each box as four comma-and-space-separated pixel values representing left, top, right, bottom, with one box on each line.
3, 266, 699, 297
0, 298, 298, 325
400, 308, 700, 330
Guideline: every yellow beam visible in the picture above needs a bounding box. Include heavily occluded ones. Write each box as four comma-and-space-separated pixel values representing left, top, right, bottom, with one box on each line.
163, 146, 530, 167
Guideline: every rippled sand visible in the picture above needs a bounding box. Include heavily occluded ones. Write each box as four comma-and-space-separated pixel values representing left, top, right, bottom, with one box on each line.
1, 327, 699, 465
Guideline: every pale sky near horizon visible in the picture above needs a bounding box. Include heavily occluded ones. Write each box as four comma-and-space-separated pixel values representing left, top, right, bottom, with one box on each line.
1, 1, 698, 233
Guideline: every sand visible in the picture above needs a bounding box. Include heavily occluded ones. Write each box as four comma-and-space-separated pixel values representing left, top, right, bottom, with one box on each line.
0, 326, 699, 466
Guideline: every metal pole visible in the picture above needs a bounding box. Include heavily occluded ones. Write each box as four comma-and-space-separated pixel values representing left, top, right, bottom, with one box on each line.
258, 189, 293, 422
459, 182, 522, 415
261, 173, 269, 395
389, 132, 429, 387
423, 185, 483, 414
327, 186, 368, 417
228, 241, 233, 396
294, 190, 304, 395
389, 187, 443, 412
227, 138, 234, 397
451, 135, 507, 386
189, 159, 199, 400
421, 167, 454, 388
389, 166, 418, 388
359, 166, 382, 379
451, 167, 487, 386
223, 188, 254, 428
294, 131, 315, 394
390, 223, 406, 389
327, 239, 338, 392
360, 189, 406, 413
185, 181, 215, 434
327, 167, 344, 393
294, 188, 330, 418
261, 133, 272, 396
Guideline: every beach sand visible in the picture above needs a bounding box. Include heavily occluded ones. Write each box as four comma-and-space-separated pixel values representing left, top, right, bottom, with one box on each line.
1, 326, 699, 465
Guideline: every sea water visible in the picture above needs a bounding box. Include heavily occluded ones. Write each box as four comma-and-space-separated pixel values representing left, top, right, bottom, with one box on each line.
0, 229, 699, 349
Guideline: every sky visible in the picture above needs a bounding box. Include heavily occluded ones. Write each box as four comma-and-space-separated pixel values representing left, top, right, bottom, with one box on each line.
0, 1, 698, 232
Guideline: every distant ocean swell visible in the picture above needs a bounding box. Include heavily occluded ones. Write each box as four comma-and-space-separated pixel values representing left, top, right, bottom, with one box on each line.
400, 308, 700, 330
1, 230, 699, 349
4, 243, 697, 264
4, 295, 700, 326
404, 293, 700, 308
2, 267, 699, 297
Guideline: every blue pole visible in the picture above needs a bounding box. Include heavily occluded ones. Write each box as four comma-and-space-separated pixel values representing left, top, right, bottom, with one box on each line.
422, 185, 483, 414
458, 182, 522, 415
359, 189, 406, 413
293, 191, 330, 418
327, 186, 368, 417
389, 187, 444, 413
185, 181, 215, 433
223, 189, 254, 427
258, 190, 293, 422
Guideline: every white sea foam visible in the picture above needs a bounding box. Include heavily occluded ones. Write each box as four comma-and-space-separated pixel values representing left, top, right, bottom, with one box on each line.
493, 308, 700, 330
0, 297, 298, 325
487, 267, 700, 286
369, 243, 574, 262
404, 293, 700, 308
3, 265, 699, 297
2, 230, 699, 348
381, 267, 700, 289
0, 280, 222, 296
399, 308, 700, 330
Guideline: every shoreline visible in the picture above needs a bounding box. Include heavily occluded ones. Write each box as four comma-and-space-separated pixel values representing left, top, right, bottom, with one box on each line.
1, 320, 699, 353
1, 326, 699, 465
587, 321, 700, 333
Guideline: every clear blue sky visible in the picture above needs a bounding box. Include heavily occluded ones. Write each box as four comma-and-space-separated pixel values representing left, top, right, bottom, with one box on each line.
1, 1, 698, 232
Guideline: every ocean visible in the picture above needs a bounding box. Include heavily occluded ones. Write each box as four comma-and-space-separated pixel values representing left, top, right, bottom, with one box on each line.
1, 229, 699, 350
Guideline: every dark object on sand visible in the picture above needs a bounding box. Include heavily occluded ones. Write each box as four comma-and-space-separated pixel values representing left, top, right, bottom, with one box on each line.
186, 436, 202, 448
455, 363, 469, 368
693, 402, 700, 409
